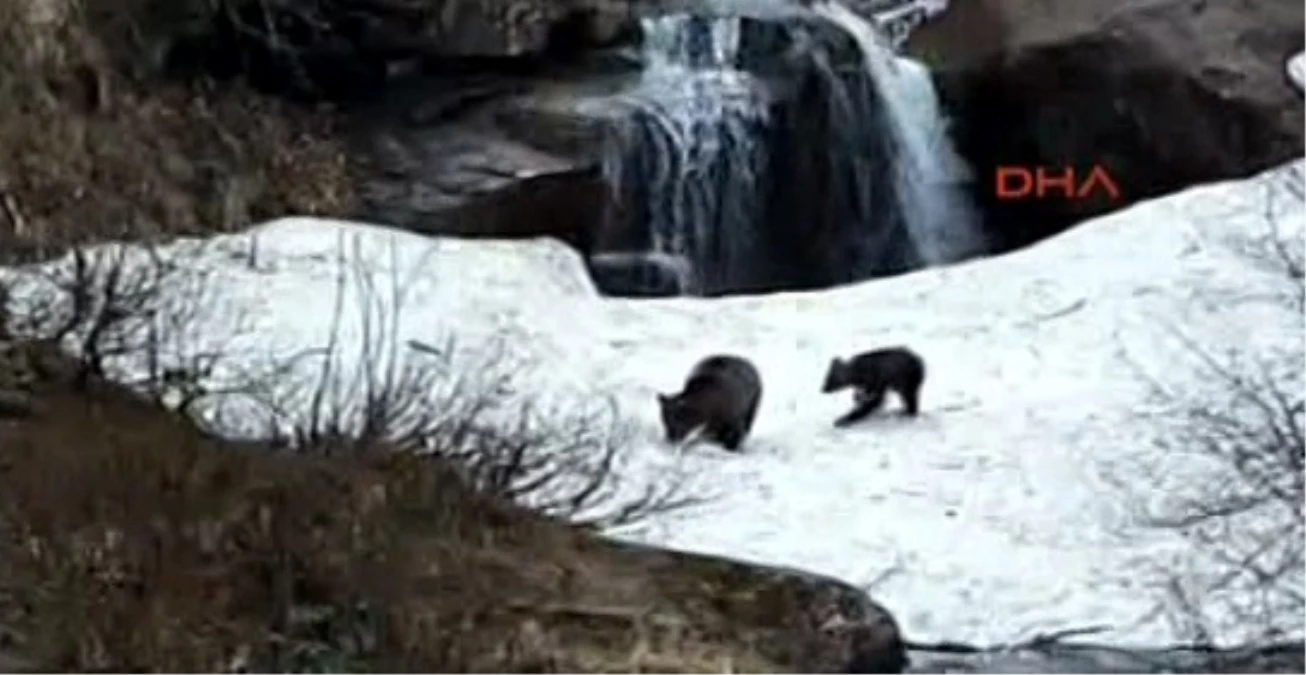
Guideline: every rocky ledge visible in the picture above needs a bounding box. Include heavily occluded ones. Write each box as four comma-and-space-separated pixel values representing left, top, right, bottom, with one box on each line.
340, 0, 1304, 290
908, 0, 1305, 250
346, 5, 902, 296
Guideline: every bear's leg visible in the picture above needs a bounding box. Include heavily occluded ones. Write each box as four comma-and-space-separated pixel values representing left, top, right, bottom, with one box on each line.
900, 383, 921, 416
741, 395, 761, 437
835, 387, 884, 427
717, 424, 744, 451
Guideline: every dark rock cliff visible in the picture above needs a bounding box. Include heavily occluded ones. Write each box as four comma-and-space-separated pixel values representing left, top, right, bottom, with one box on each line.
908, 0, 1305, 250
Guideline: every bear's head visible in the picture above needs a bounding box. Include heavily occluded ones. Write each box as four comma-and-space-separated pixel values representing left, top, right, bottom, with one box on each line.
657, 392, 705, 443
821, 357, 850, 393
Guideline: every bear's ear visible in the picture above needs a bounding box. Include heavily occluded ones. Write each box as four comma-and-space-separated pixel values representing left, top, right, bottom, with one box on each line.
656, 393, 671, 405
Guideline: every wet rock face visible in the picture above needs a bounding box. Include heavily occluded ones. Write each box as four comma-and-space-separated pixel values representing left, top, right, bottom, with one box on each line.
909, 0, 1305, 251
348, 7, 918, 295
174, 0, 937, 297
354, 115, 613, 252
762, 20, 918, 292
585, 251, 691, 296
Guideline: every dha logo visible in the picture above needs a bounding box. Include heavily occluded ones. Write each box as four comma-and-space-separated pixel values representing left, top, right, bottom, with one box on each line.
995, 165, 1122, 201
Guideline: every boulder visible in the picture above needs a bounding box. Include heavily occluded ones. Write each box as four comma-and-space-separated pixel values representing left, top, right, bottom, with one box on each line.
787, 570, 908, 674
347, 65, 654, 252
353, 119, 612, 252
614, 542, 910, 673
908, 0, 1305, 250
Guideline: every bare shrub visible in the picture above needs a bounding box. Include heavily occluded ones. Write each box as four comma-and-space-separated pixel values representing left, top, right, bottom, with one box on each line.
4, 231, 698, 529
0, 229, 707, 673
0, 239, 251, 415
220, 233, 700, 529
0, 373, 573, 672
1116, 166, 1305, 646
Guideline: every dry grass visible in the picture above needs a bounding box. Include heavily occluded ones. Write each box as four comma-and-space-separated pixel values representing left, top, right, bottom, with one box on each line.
0, 0, 354, 261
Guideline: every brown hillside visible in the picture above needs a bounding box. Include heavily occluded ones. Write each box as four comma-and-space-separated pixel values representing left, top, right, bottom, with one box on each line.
0, 0, 354, 261
0, 335, 902, 673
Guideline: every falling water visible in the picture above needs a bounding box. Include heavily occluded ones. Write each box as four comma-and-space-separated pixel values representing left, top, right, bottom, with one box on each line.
584, 0, 983, 297
814, 0, 984, 265
585, 14, 772, 295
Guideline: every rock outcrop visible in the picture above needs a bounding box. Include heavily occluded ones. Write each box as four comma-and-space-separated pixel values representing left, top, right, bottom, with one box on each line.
348, 6, 923, 295
354, 111, 612, 253
907, 0, 1305, 250
345, 58, 645, 253
155, 0, 961, 295
615, 543, 910, 673
279, 1, 651, 255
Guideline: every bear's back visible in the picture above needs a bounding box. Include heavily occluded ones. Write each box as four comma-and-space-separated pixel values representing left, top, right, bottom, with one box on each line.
851, 347, 924, 385
686, 355, 761, 400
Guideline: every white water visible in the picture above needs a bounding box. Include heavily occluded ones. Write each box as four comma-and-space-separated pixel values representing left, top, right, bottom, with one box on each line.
588, 250, 696, 296
582, 14, 771, 295
582, 1, 984, 295
815, 0, 985, 265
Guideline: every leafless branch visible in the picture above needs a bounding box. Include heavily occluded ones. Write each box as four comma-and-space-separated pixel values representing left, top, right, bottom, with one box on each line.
1111, 183, 1305, 644
221, 233, 701, 527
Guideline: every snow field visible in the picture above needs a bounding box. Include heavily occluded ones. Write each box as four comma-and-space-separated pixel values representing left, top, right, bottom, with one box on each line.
2, 155, 1301, 647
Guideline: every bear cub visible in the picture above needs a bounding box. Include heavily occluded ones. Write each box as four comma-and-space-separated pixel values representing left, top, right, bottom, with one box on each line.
822, 346, 925, 428
657, 354, 762, 451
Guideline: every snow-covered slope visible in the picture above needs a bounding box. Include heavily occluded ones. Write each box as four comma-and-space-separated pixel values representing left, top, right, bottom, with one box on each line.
3, 159, 1303, 648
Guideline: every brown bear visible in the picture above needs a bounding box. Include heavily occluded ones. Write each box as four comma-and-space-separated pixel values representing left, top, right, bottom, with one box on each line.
821, 346, 925, 428
657, 354, 762, 451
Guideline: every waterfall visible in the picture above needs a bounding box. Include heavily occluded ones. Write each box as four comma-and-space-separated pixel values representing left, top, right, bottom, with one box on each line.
813, 0, 984, 266
583, 0, 983, 297
585, 14, 773, 296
